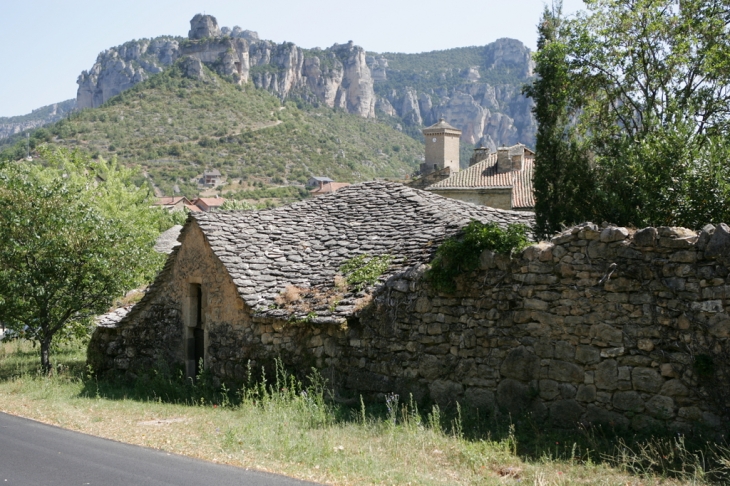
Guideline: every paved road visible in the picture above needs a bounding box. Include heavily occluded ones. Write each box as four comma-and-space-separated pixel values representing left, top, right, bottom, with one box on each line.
0, 412, 317, 486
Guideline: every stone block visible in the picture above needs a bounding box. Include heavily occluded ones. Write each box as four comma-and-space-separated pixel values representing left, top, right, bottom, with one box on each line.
576, 384, 596, 402
600, 347, 625, 358
631, 368, 664, 393
414, 296, 432, 313
576, 346, 601, 364
539, 379, 560, 400
464, 387, 495, 411
500, 346, 541, 382
691, 300, 723, 313
660, 379, 689, 397
524, 299, 549, 311
601, 226, 629, 243
550, 399, 585, 428
479, 250, 496, 270
704, 223, 730, 259
708, 313, 730, 338
419, 354, 443, 380
595, 360, 618, 390
555, 341, 575, 360
631, 414, 661, 430
583, 404, 630, 429
696, 224, 715, 250
559, 383, 577, 399
496, 378, 533, 415
612, 391, 645, 412
548, 360, 584, 383
429, 380, 464, 408
678, 406, 702, 422
633, 227, 657, 247
637, 339, 654, 352
590, 323, 623, 345
645, 395, 675, 419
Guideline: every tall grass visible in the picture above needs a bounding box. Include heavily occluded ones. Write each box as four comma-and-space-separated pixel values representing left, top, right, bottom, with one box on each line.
1, 339, 729, 485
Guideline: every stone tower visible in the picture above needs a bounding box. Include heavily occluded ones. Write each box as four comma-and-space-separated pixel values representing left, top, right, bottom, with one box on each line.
420, 118, 461, 175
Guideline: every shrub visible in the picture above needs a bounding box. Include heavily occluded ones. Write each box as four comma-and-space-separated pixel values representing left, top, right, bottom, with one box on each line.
339, 254, 393, 291
428, 220, 529, 293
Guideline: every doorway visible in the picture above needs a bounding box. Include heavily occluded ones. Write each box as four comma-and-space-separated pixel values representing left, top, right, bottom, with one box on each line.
187, 283, 204, 379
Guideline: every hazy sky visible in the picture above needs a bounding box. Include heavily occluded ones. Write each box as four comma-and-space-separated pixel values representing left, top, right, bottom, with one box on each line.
0, 0, 586, 117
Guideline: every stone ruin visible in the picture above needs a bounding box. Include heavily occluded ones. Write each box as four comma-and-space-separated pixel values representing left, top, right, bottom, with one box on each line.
88, 183, 730, 432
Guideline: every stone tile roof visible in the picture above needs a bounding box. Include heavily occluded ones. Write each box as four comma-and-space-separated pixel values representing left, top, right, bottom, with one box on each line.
191, 181, 534, 323
426, 153, 535, 209
154, 225, 183, 254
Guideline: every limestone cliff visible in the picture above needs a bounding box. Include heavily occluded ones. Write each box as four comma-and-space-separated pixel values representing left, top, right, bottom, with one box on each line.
74, 15, 534, 147
76, 15, 375, 119
369, 38, 536, 151
0, 99, 75, 140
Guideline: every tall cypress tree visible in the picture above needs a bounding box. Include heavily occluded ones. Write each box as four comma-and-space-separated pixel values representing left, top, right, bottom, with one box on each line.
523, 2, 594, 239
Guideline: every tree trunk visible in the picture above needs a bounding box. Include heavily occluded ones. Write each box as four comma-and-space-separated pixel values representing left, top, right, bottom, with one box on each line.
40, 338, 52, 374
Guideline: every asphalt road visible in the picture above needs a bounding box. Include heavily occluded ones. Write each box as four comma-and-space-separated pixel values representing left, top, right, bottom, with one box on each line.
0, 412, 317, 486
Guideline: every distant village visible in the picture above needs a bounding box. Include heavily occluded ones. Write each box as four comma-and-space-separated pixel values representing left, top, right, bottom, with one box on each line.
155, 118, 534, 213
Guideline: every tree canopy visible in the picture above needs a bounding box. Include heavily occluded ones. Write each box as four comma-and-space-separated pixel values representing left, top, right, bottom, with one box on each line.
525, 0, 730, 236
0, 148, 168, 371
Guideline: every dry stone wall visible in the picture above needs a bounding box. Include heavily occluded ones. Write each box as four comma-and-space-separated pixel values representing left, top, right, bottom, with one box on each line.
90, 222, 730, 431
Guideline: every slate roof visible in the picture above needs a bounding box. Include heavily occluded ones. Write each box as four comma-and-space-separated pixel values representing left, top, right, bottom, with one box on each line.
426, 153, 536, 209
190, 181, 534, 324
309, 176, 334, 183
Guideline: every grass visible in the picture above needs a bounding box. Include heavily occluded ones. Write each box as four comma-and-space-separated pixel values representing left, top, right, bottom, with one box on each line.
1, 339, 729, 485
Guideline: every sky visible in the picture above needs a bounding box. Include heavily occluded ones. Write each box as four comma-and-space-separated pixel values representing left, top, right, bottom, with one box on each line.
0, 0, 586, 117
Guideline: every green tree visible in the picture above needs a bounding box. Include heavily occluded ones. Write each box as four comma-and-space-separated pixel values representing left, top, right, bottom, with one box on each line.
568, 0, 730, 227
523, 2, 595, 238
0, 148, 166, 372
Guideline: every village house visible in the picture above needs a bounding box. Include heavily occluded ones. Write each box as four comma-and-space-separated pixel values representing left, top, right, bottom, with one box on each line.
410, 117, 535, 211
191, 196, 226, 212
153, 196, 192, 212
310, 181, 351, 196
203, 169, 222, 186
425, 144, 535, 211
89, 181, 730, 430
306, 176, 334, 188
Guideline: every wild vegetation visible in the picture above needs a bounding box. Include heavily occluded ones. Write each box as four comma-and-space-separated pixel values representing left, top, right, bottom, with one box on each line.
428, 221, 529, 293
0, 148, 170, 371
525, 0, 730, 237
1, 339, 728, 485
0, 63, 423, 199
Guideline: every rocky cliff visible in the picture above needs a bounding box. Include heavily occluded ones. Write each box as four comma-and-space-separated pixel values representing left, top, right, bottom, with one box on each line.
0, 99, 75, 140
369, 39, 536, 151
75, 15, 534, 149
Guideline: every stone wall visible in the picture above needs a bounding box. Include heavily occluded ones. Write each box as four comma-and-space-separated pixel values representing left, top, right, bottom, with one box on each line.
427, 187, 512, 211
90, 222, 730, 431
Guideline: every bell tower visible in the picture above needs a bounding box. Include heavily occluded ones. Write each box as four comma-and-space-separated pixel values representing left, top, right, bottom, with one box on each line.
420, 118, 461, 175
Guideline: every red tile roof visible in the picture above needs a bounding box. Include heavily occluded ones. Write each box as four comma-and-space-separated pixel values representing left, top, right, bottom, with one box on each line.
184, 203, 202, 212
193, 197, 226, 207
310, 182, 351, 196
426, 153, 535, 209
154, 196, 190, 206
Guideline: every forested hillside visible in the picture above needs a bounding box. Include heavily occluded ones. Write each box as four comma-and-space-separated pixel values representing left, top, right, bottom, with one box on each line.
0, 62, 422, 200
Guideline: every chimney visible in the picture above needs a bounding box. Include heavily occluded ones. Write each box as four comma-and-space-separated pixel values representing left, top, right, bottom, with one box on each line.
509, 144, 525, 171
496, 147, 512, 174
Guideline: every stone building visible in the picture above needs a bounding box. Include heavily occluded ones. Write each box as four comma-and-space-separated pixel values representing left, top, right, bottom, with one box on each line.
425, 144, 535, 211
419, 118, 461, 176
89, 182, 730, 430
